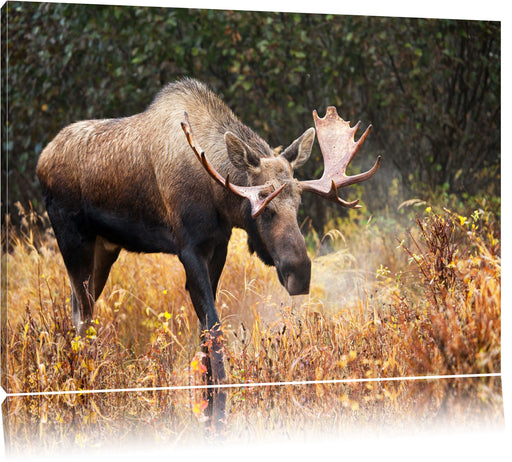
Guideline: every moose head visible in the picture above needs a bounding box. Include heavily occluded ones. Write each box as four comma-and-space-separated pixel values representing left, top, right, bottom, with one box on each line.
181, 106, 381, 296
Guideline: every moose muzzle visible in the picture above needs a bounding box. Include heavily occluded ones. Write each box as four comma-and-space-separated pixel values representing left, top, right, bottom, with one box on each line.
276, 252, 312, 296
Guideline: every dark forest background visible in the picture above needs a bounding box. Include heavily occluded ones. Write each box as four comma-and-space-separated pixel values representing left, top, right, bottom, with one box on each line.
1, 2, 500, 231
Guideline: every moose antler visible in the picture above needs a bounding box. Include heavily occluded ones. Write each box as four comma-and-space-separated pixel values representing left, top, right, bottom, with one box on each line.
181, 112, 286, 218
300, 107, 381, 208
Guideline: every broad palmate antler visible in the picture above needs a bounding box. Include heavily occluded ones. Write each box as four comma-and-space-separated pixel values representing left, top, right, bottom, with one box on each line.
299, 106, 381, 208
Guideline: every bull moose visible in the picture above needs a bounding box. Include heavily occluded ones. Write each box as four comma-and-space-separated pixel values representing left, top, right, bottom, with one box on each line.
36, 78, 380, 382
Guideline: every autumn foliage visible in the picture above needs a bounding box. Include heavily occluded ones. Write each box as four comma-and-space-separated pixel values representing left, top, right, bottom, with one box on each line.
2, 201, 502, 454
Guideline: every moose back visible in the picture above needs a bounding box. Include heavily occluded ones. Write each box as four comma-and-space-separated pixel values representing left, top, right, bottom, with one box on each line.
36, 78, 380, 382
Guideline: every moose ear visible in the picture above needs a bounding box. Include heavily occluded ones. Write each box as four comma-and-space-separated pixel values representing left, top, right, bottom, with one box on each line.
225, 131, 261, 172
280, 127, 315, 170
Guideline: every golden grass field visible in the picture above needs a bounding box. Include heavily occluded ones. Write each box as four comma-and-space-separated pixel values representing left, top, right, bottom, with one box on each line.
1, 202, 503, 455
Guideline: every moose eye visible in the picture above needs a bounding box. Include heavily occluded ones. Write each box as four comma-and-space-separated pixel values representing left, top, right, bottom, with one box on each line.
261, 206, 277, 221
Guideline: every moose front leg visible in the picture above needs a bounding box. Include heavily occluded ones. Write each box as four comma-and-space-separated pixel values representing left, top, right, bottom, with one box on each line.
179, 246, 226, 383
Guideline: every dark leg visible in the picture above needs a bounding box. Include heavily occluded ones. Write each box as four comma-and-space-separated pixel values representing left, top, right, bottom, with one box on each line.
208, 241, 229, 299
46, 205, 96, 336
204, 388, 227, 439
92, 237, 121, 301
65, 250, 96, 337
179, 245, 226, 383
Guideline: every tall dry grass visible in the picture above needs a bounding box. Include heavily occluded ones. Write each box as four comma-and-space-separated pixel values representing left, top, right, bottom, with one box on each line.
2, 201, 502, 454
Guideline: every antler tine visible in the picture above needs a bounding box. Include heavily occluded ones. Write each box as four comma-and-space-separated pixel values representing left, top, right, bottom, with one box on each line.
326, 180, 362, 209
300, 106, 381, 207
181, 112, 286, 219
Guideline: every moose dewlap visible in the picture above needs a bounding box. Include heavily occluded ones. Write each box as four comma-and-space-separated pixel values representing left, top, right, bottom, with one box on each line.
36, 78, 380, 382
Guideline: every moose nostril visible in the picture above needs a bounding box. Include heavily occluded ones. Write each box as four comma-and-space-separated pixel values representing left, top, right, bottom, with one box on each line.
280, 257, 311, 296
285, 273, 310, 296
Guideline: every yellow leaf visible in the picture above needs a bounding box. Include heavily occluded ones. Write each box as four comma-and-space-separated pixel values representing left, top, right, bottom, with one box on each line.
192, 399, 208, 416
191, 356, 207, 374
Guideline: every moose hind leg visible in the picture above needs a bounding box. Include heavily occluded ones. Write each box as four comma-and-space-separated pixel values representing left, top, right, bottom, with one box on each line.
92, 237, 121, 301
46, 204, 96, 336
64, 239, 96, 336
